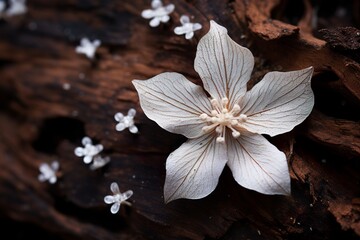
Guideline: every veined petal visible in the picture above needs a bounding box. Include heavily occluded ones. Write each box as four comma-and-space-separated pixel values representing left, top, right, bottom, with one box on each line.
240, 67, 314, 137
164, 134, 227, 203
194, 20, 254, 107
132, 72, 212, 139
227, 133, 290, 195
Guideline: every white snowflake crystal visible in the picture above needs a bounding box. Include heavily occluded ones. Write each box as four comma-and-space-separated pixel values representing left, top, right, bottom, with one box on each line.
38, 161, 59, 184
104, 182, 133, 214
114, 108, 138, 134
174, 15, 202, 40
141, 0, 175, 27
75, 38, 101, 59
74, 136, 104, 164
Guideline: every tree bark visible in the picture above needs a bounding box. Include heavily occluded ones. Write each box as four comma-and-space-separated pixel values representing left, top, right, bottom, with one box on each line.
0, 0, 359, 239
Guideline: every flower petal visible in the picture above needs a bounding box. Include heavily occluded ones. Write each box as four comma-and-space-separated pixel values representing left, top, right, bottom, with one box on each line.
129, 125, 138, 134
74, 147, 84, 157
95, 144, 103, 153
180, 15, 190, 24
38, 174, 46, 182
164, 134, 227, 203
127, 108, 136, 117
174, 26, 187, 35
39, 163, 50, 173
110, 182, 120, 194
110, 202, 120, 214
114, 112, 124, 121
194, 20, 254, 107
82, 136, 92, 146
133, 72, 212, 139
51, 161, 59, 171
122, 190, 133, 200
193, 23, 202, 31
116, 123, 126, 131
152, 0, 162, 9
160, 15, 170, 23
240, 67, 314, 137
104, 195, 115, 204
185, 31, 194, 40
227, 133, 290, 195
164, 4, 175, 13
150, 17, 160, 27
141, 9, 154, 19
49, 176, 57, 184
83, 155, 92, 164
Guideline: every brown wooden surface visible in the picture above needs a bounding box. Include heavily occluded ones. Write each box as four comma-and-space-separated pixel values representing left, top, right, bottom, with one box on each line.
0, 0, 359, 239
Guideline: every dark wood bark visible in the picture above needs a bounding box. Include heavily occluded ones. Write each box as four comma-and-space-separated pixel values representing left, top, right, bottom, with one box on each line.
0, 0, 359, 239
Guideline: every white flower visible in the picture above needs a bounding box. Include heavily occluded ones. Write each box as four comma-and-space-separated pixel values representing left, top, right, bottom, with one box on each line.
104, 182, 133, 214
89, 155, 110, 171
75, 38, 101, 59
174, 15, 202, 40
74, 136, 104, 164
133, 21, 314, 203
141, 0, 175, 27
38, 161, 59, 184
114, 108, 138, 134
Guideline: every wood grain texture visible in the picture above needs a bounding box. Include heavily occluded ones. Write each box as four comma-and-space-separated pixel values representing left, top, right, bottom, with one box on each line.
0, 0, 359, 239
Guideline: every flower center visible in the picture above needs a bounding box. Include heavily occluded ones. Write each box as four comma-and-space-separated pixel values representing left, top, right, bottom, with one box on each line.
200, 97, 247, 143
